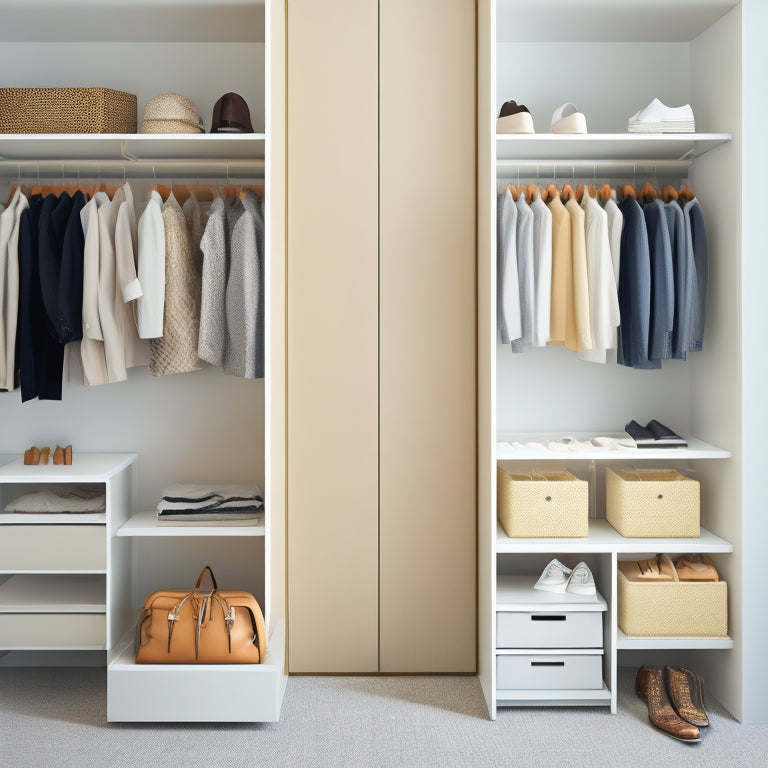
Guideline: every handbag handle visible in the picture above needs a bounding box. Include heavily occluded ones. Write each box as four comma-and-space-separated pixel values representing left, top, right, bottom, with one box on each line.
194, 565, 218, 591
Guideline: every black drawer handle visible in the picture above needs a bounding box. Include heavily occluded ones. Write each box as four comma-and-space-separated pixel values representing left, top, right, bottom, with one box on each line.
531, 661, 565, 667
531, 615, 566, 621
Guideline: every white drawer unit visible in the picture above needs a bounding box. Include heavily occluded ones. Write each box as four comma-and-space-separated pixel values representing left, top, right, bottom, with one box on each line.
497, 610, 602, 649
496, 651, 604, 690
0, 455, 136, 653
494, 574, 608, 705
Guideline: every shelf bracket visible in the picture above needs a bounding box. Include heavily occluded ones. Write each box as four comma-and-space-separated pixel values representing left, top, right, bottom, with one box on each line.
120, 141, 137, 162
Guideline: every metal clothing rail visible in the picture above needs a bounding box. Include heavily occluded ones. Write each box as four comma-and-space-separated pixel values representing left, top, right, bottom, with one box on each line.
0, 157, 265, 179
495, 158, 692, 174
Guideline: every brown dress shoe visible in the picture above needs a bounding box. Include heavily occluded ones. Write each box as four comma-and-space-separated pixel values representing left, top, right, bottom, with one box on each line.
53, 445, 65, 465
64, 445, 73, 465
39, 446, 51, 465
24, 447, 40, 465
666, 665, 709, 727
636, 666, 701, 742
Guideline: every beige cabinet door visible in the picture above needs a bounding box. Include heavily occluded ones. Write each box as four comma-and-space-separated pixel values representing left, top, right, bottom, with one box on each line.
379, 0, 477, 672
286, 0, 380, 673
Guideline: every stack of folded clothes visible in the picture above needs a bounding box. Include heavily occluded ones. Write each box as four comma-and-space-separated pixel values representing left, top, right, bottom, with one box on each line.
4, 486, 106, 514
156, 483, 263, 524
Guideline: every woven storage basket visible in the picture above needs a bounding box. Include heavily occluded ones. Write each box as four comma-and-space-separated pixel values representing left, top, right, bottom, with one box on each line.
0, 88, 137, 134
605, 467, 699, 538
617, 566, 727, 637
497, 465, 588, 538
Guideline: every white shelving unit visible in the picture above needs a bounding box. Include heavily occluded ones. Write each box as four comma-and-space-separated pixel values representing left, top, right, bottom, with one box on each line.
0, 0, 287, 723
479, 0, 744, 720
0, 454, 135, 652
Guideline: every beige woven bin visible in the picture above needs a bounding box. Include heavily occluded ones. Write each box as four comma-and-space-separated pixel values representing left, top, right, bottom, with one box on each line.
605, 467, 699, 538
497, 465, 588, 538
617, 567, 728, 637
0, 88, 137, 134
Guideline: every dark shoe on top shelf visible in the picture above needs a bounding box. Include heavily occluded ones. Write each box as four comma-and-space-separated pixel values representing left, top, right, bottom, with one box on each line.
665, 665, 709, 727
636, 665, 701, 742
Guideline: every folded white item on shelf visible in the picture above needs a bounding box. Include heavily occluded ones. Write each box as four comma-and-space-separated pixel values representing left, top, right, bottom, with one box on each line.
5, 486, 106, 514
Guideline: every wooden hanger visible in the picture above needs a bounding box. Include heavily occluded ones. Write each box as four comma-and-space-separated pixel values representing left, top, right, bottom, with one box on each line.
5, 184, 30, 207
188, 183, 217, 203
678, 185, 695, 204
525, 183, 539, 204
661, 184, 678, 202
639, 182, 659, 204
597, 183, 613, 203
542, 183, 559, 203
506, 184, 521, 201
575, 184, 595, 203
617, 184, 637, 201
560, 183, 574, 201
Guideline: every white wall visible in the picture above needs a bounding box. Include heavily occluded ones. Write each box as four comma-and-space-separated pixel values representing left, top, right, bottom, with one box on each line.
0, 43, 265, 133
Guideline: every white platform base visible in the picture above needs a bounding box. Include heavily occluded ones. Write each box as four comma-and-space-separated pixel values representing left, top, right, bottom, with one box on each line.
107, 620, 286, 722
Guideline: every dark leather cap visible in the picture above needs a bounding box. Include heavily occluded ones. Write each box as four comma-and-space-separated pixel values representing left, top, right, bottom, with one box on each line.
211, 92, 254, 133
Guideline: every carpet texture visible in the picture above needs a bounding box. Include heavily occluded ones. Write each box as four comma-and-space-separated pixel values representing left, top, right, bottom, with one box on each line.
1, 667, 767, 768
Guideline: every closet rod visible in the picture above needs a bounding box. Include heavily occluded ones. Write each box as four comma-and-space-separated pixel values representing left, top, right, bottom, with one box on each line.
0, 158, 264, 177
495, 158, 690, 173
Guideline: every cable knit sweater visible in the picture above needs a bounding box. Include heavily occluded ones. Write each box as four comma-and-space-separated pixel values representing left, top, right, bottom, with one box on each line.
150, 194, 207, 376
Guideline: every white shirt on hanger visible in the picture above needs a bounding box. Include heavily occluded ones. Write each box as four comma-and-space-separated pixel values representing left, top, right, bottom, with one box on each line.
136, 190, 165, 339
80, 192, 110, 386
511, 193, 534, 352
579, 193, 620, 364
0, 187, 28, 390
529, 188, 552, 347
497, 188, 521, 344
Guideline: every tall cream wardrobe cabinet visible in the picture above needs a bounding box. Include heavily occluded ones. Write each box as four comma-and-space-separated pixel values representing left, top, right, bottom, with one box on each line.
287, 0, 477, 673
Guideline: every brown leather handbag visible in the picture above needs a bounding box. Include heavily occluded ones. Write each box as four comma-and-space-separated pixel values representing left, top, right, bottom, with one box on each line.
135, 565, 267, 664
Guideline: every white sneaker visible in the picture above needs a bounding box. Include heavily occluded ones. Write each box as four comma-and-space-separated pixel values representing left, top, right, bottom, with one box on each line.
628, 98, 695, 133
534, 558, 572, 592
565, 561, 596, 596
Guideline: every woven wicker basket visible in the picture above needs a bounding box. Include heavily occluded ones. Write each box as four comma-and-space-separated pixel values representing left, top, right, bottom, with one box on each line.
605, 467, 699, 538
0, 87, 137, 134
497, 465, 588, 538
617, 566, 727, 637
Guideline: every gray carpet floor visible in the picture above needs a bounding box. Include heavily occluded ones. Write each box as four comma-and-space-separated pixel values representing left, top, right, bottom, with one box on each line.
1, 667, 767, 768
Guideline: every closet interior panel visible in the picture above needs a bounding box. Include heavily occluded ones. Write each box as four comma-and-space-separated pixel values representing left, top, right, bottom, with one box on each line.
286, 0, 379, 673
687, 5, 743, 720
378, 0, 477, 673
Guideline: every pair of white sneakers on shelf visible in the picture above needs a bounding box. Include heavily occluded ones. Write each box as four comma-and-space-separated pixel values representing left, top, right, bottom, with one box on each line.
534, 558, 596, 595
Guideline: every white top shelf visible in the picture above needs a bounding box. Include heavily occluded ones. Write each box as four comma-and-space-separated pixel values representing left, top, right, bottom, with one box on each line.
496, 518, 733, 554
496, 434, 731, 461
0, 574, 105, 612
0, 134, 265, 165
117, 510, 265, 537
496, 1, 738, 43
496, 574, 606, 611
495, 134, 731, 163
0, 454, 135, 482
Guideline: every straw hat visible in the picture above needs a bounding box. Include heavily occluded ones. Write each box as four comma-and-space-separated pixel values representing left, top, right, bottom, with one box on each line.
140, 93, 204, 134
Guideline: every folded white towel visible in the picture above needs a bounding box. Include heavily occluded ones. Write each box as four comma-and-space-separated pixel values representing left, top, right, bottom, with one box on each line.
5, 487, 106, 514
